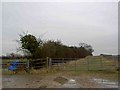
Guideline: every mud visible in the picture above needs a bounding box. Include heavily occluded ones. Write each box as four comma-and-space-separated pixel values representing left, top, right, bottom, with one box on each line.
2, 74, 118, 88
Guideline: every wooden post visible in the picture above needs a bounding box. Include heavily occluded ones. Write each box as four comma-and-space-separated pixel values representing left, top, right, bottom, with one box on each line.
63, 58, 65, 70
26, 60, 30, 73
116, 56, 118, 69
46, 57, 49, 72
115, 56, 118, 71
101, 57, 103, 70
49, 58, 52, 69
87, 58, 89, 71
75, 59, 77, 71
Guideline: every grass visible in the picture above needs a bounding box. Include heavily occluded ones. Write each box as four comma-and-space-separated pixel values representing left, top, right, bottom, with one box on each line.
50, 56, 118, 82
2, 56, 117, 71
2, 59, 28, 64
63, 56, 117, 71
68, 70, 117, 80
54, 76, 68, 85
2, 56, 118, 82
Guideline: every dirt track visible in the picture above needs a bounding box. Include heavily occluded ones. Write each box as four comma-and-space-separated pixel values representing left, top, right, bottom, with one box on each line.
2, 69, 118, 88
2, 74, 108, 88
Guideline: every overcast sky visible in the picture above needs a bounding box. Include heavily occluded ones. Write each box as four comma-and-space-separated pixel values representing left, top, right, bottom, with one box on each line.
2, 2, 118, 56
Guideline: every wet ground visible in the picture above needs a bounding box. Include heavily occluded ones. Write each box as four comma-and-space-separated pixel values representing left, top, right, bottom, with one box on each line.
60, 79, 80, 88
92, 78, 118, 88
2, 74, 118, 88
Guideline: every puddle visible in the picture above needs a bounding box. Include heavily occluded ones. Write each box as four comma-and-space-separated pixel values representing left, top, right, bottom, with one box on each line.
92, 78, 118, 88
61, 79, 80, 88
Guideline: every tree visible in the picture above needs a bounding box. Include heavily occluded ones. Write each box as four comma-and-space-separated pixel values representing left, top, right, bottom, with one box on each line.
79, 43, 94, 54
19, 34, 39, 58
18, 33, 94, 59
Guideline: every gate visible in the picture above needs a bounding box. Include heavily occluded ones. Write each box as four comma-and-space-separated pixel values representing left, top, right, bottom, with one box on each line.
29, 56, 118, 71
47, 56, 118, 71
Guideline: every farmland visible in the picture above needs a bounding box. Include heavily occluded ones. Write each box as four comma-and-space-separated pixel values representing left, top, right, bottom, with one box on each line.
2, 56, 119, 88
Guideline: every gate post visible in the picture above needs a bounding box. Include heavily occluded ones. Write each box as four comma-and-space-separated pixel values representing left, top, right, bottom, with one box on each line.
87, 58, 89, 71
46, 57, 49, 69
101, 56, 103, 70
26, 60, 30, 73
49, 58, 52, 69
75, 59, 77, 71
63, 58, 65, 70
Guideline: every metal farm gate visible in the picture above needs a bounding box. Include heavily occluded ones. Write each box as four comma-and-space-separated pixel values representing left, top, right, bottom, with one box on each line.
2, 56, 117, 74
32, 56, 118, 71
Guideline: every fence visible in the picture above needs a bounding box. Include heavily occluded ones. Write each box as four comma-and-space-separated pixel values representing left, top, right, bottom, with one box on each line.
2, 59, 30, 73
32, 56, 118, 71
32, 58, 47, 69
2, 56, 118, 73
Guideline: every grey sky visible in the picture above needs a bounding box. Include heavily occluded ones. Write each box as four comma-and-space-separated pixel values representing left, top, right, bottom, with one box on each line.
2, 2, 118, 56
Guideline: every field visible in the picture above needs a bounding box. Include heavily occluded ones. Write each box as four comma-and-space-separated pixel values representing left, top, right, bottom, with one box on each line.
2, 56, 119, 88
63, 56, 118, 71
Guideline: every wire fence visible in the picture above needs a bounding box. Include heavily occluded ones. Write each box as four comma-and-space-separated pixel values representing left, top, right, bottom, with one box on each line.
2, 59, 30, 73
2, 56, 119, 73
49, 58, 118, 71
32, 56, 118, 71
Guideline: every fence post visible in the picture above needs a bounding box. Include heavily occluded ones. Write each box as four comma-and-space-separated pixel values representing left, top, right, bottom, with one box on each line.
87, 58, 89, 71
46, 57, 49, 72
75, 59, 77, 71
49, 58, 52, 69
101, 56, 103, 70
116, 56, 118, 69
63, 58, 65, 70
26, 60, 30, 73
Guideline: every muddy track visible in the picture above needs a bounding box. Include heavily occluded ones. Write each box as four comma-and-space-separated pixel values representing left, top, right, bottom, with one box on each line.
2, 74, 118, 88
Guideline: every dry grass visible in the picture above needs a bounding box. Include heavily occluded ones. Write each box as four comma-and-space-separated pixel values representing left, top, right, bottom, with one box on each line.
54, 76, 68, 85
2, 56, 118, 82
64, 56, 117, 71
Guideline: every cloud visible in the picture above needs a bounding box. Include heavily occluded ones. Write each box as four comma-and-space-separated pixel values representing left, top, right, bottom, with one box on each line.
2, 2, 118, 55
